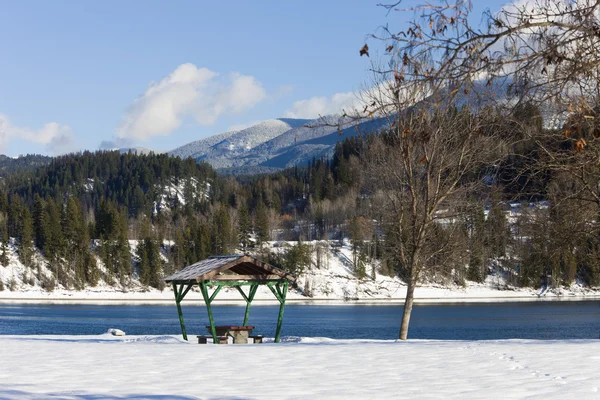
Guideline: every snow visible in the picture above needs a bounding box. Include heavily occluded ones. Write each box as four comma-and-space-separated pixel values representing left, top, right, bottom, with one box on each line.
0, 335, 598, 399
166, 115, 375, 172
169, 119, 303, 169
1, 239, 599, 305
152, 177, 210, 214
169, 129, 240, 160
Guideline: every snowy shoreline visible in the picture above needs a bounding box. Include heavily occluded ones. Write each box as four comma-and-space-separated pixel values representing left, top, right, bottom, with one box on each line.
3, 239, 600, 308
1, 291, 599, 306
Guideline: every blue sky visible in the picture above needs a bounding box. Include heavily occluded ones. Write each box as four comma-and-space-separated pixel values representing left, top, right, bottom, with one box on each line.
0, 0, 506, 156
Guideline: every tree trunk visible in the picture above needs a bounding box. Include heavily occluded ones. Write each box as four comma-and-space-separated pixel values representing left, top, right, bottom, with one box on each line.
398, 279, 415, 340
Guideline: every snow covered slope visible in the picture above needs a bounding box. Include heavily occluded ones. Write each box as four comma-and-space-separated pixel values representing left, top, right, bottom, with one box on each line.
169, 129, 240, 160
194, 118, 310, 169
168, 115, 387, 173
169, 118, 309, 166
2, 239, 597, 303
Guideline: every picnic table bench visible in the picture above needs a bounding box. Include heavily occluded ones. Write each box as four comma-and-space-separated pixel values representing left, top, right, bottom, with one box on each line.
198, 325, 263, 344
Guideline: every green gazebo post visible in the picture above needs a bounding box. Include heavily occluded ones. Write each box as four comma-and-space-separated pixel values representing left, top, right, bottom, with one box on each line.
237, 284, 259, 326
172, 282, 194, 341
268, 281, 289, 343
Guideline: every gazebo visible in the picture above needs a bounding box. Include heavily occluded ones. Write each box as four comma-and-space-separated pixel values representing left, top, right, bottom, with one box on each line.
164, 254, 297, 344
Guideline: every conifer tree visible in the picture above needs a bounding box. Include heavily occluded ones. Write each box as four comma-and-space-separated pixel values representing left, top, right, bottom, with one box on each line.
238, 203, 251, 250
44, 198, 65, 263
137, 217, 151, 286
19, 208, 34, 268
255, 200, 270, 246
196, 220, 211, 260
62, 198, 88, 289
172, 228, 186, 269
84, 251, 100, 287
33, 195, 46, 251
0, 191, 8, 215
137, 216, 162, 288
0, 218, 9, 267
349, 217, 364, 276
7, 195, 23, 240
212, 207, 231, 254
146, 237, 163, 289
114, 208, 132, 287
96, 198, 131, 285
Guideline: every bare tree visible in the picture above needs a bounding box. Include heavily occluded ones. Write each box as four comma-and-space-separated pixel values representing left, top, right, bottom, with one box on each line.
371, 0, 600, 106
367, 0, 600, 197
364, 103, 507, 339
358, 0, 600, 339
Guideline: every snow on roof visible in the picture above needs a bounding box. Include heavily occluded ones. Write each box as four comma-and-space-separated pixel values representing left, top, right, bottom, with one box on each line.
164, 254, 296, 283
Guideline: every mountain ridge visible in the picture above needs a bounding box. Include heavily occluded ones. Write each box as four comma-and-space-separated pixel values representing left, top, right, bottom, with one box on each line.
168, 115, 387, 174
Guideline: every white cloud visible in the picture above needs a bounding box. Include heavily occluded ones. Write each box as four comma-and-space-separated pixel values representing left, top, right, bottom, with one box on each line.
284, 91, 360, 119
99, 137, 134, 151
0, 114, 74, 155
117, 63, 267, 140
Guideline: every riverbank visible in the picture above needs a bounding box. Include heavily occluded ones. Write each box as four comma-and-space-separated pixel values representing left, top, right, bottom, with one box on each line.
1, 282, 599, 305
0, 335, 598, 399
2, 240, 599, 306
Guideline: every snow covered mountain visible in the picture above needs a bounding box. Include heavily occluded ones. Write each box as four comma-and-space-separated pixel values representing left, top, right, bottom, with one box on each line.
168, 116, 387, 174
169, 129, 240, 160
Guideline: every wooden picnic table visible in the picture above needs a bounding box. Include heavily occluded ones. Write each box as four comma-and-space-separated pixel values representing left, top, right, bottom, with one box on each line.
206, 325, 255, 344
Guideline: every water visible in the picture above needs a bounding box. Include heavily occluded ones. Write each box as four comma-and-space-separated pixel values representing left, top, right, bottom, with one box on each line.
0, 301, 599, 340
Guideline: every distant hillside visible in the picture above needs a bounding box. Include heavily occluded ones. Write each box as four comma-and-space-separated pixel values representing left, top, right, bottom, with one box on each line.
168, 115, 386, 174
169, 129, 240, 160
169, 119, 312, 169
0, 154, 52, 177
7, 150, 217, 218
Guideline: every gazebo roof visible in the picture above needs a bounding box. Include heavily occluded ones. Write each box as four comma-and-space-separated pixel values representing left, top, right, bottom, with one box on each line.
164, 254, 297, 284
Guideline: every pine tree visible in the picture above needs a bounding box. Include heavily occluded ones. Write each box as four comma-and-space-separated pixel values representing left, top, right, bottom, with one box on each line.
19, 208, 34, 268
84, 251, 100, 287
96, 198, 131, 286
137, 217, 162, 288
0, 218, 9, 267
212, 207, 231, 254
7, 195, 23, 240
147, 237, 163, 289
114, 208, 132, 287
255, 200, 270, 246
172, 229, 186, 269
0, 191, 8, 215
44, 198, 65, 263
33, 195, 46, 251
197, 220, 211, 260
238, 203, 251, 250
349, 216, 364, 275
62, 198, 88, 289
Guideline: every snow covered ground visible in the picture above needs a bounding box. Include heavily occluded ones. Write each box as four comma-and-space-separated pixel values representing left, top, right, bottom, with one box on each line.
0, 334, 598, 399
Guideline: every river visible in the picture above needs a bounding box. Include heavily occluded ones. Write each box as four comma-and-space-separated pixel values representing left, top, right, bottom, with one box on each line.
0, 300, 599, 340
